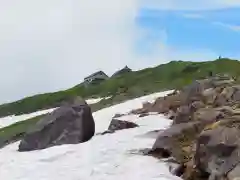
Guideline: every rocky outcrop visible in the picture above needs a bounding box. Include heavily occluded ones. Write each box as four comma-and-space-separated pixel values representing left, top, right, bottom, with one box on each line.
18, 97, 95, 152
130, 74, 240, 180
195, 126, 240, 180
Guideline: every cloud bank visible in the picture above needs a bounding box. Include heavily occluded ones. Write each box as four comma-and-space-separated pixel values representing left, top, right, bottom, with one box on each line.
0, 0, 141, 102
0, 0, 240, 103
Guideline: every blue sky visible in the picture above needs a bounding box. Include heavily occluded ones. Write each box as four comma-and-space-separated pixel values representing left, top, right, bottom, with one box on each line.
135, 6, 240, 60
2, 0, 240, 103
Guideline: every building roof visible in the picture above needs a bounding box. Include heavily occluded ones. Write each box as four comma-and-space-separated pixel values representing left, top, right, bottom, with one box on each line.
84, 71, 108, 80
111, 66, 132, 77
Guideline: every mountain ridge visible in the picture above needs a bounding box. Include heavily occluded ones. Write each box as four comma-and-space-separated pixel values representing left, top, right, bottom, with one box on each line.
0, 58, 240, 117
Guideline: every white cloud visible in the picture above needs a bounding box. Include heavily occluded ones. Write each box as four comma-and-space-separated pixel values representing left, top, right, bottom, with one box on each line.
0, 0, 143, 103
0, 0, 238, 103
213, 21, 240, 32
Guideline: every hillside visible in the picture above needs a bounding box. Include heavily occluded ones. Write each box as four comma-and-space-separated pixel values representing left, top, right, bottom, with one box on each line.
0, 91, 175, 180
2, 60, 240, 180
0, 58, 240, 117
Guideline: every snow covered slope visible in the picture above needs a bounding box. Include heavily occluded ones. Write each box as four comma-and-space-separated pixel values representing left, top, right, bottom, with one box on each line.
0, 108, 57, 128
0, 90, 181, 180
0, 96, 113, 129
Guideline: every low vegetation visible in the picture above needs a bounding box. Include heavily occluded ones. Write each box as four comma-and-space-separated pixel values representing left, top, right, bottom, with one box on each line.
0, 115, 44, 148
1, 58, 240, 161
0, 95, 133, 148
1, 58, 240, 117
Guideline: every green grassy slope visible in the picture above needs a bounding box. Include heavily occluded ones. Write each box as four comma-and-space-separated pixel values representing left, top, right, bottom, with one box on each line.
0, 115, 44, 148
0, 58, 240, 117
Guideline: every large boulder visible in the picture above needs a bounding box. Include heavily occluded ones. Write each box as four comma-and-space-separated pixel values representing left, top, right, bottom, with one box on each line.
130, 108, 148, 115
194, 125, 240, 180
173, 101, 205, 124
212, 79, 235, 87
128, 93, 182, 115
18, 97, 95, 152
129, 102, 151, 115
210, 74, 234, 87
152, 94, 183, 113
182, 79, 212, 103
98, 119, 138, 136
213, 86, 235, 107
142, 102, 153, 111
173, 105, 192, 124
190, 101, 205, 110
153, 99, 171, 113
193, 108, 225, 124
232, 85, 240, 103
182, 75, 234, 105
202, 88, 217, 105
150, 122, 206, 163
215, 106, 240, 117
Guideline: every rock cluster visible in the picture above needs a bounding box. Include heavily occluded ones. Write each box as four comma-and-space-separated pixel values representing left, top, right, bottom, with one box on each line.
130, 74, 240, 180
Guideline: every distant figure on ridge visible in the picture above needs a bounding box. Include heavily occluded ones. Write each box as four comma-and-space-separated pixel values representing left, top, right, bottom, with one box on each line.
209, 71, 213, 77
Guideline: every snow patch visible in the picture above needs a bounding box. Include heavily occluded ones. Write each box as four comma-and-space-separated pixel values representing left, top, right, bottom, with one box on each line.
0, 91, 173, 129
0, 90, 181, 180
0, 108, 56, 128
0, 96, 112, 129
86, 96, 111, 105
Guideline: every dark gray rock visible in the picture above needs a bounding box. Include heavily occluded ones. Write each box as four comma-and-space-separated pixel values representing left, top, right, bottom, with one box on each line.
0, 138, 5, 148
195, 126, 240, 179
96, 130, 115, 136
139, 113, 149, 117
173, 105, 192, 124
183, 79, 212, 101
113, 113, 125, 118
232, 88, 240, 102
167, 110, 176, 120
18, 97, 95, 152
151, 122, 205, 162
108, 119, 138, 132
193, 108, 225, 123
190, 101, 205, 110
202, 88, 217, 105
98, 119, 138, 136
212, 79, 234, 87
170, 164, 186, 177
214, 86, 235, 107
